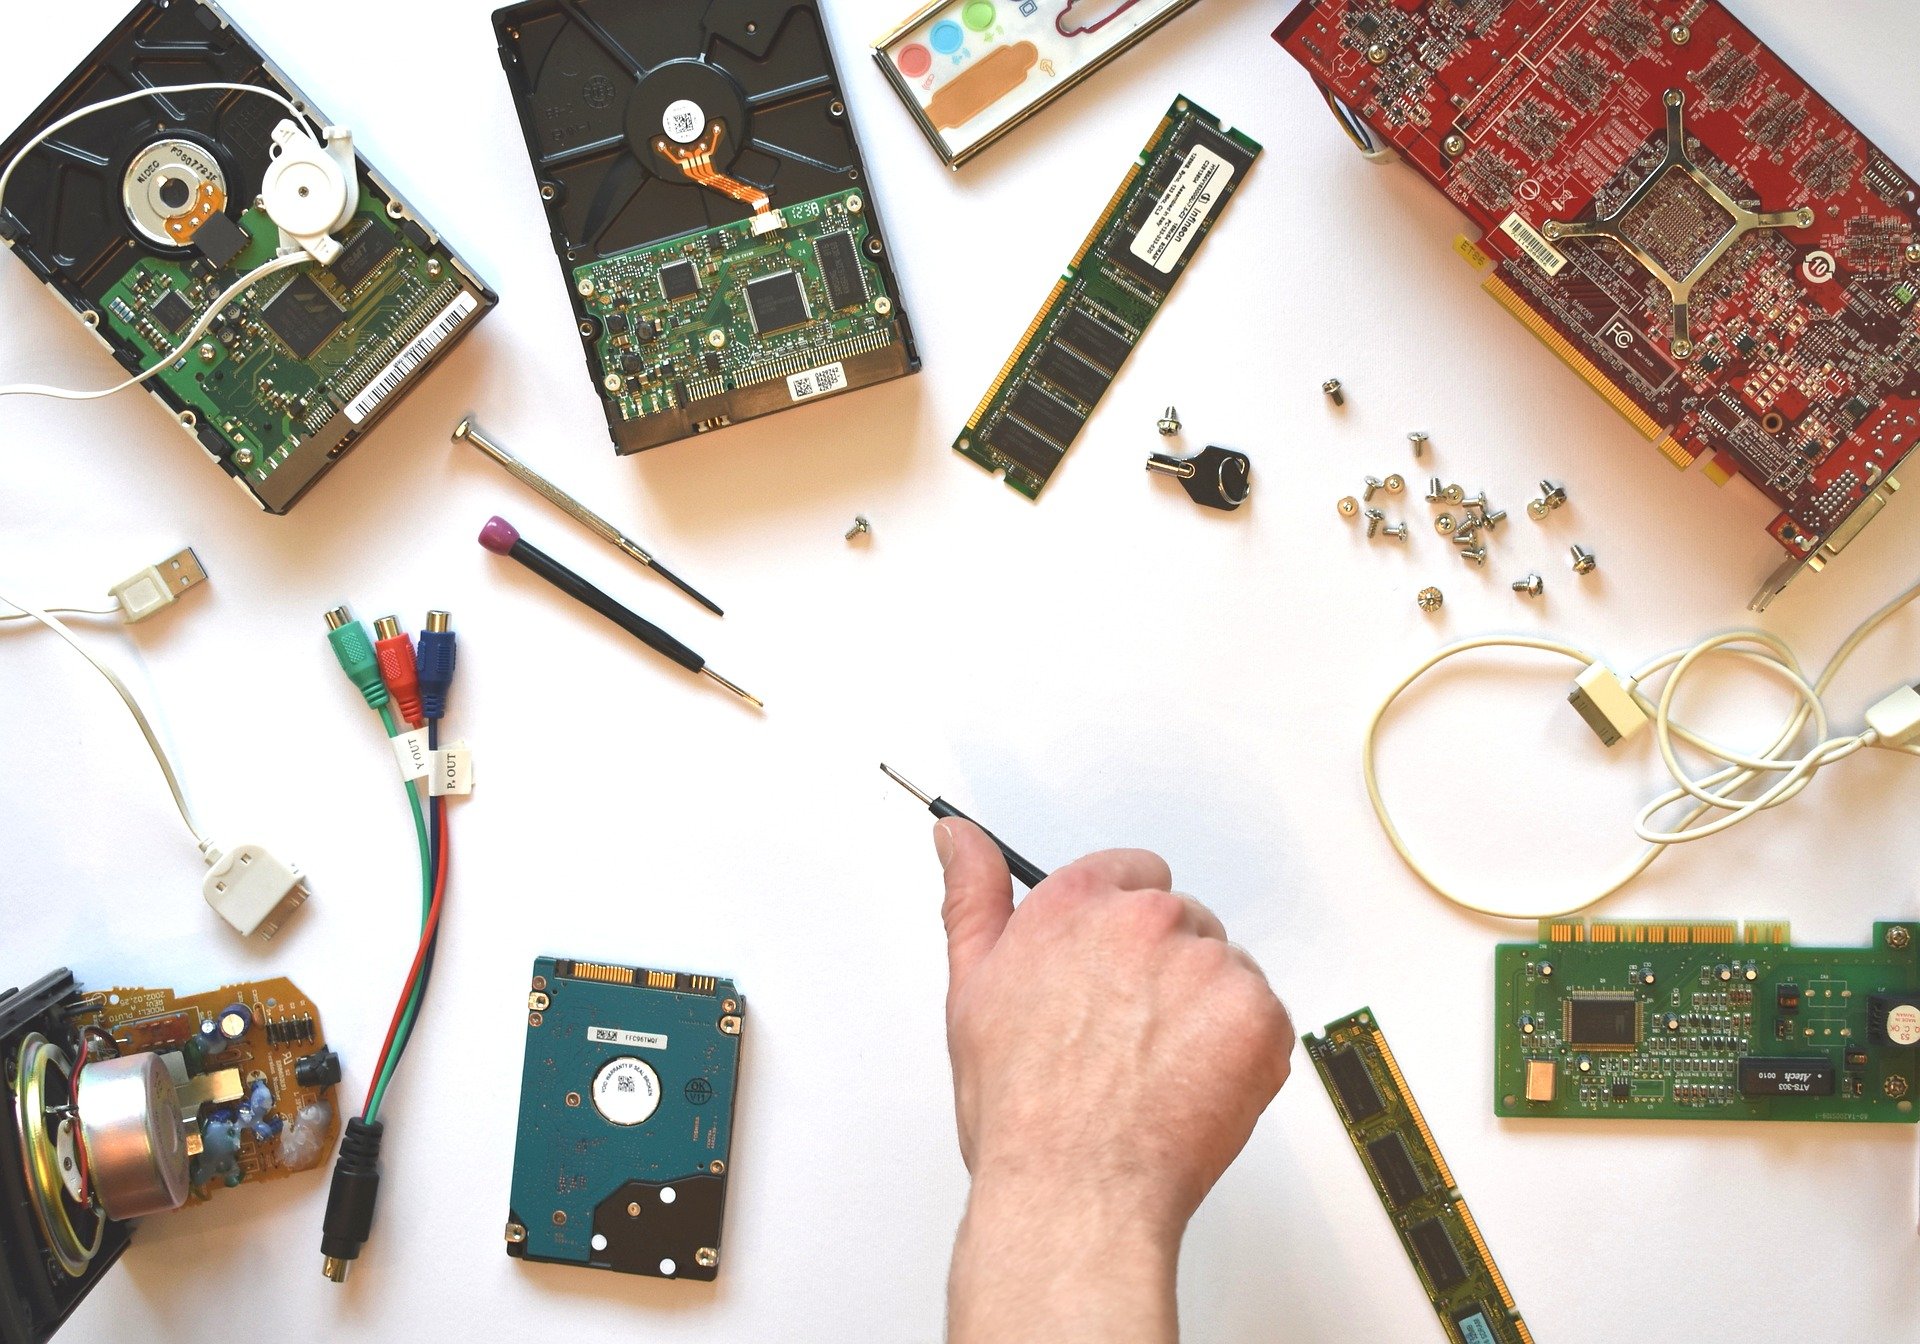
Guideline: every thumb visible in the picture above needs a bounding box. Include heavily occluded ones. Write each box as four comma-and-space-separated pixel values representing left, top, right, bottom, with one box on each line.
936, 817, 1014, 1002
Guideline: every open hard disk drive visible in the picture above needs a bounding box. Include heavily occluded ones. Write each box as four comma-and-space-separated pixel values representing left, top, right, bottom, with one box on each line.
493, 0, 921, 455
0, 0, 497, 514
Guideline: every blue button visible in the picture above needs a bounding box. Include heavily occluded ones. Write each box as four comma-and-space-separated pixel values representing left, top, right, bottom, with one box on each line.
930, 19, 964, 53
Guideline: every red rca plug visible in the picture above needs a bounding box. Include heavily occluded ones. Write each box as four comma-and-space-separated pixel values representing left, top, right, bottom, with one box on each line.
373, 616, 423, 727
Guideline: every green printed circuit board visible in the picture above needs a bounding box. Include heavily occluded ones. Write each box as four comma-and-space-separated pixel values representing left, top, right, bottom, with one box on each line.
1496, 920, 1920, 1121
507, 956, 743, 1281
96, 193, 488, 512
574, 190, 913, 452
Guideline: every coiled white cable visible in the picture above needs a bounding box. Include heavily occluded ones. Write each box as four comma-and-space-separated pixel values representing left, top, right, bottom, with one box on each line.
1364, 576, 1920, 920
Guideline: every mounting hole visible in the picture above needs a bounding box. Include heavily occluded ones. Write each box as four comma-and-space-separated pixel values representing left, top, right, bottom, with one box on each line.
540, 183, 557, 201
178, 410, 197, 428
745, 20, 756, 32
1762, 411, 1785, 435
107, 994, 120, 1006
828, 100, 845, 118
591, 1234, 608, 1251
80, 310, 99, 328
866, 237, 883, 256
386, 200, 405, 219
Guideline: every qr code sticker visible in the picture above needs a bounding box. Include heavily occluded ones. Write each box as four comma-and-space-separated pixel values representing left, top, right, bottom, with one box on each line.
787, 362, 846, 402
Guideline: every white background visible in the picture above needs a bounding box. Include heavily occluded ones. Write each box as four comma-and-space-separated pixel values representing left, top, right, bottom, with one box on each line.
3, 0, 1919, 1339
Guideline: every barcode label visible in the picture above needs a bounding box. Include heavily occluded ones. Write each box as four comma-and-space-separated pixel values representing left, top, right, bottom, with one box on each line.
1131, 145, 1234, 274
1499, 213, 1567, 276
344, 290, 479, 424
589, 1025, 669, 1050
786, 361, 846, 402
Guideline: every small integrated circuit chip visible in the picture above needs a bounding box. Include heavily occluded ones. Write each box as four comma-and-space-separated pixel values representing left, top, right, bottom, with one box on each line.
151, 289, 194, 333
260, 272, 347, 360
659, 259, 700, 303
1738, 1057, 1835, 1097
1364, 1132, 1426, 1210
744, 270, 810, 335
1325, 1045, 1385, 1124
329, 221, 401, 292
191, 210, 249, 267
1007, 382, 1085, 447
1409, 1218, 1468, 1292
1564, 993, 1640, 1050
1055, 307, 1132, 373
812, 230, 867, 310
1034, 343, 1111, 407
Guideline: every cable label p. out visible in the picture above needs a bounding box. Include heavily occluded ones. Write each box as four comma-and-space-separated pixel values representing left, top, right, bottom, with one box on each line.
428, 743, 474, 797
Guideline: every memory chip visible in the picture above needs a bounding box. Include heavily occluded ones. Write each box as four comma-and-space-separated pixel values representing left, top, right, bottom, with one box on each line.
330, 222, 401, 292
1565, 994, 1640, 1050
1034, 343, 1112, 407
812, 230, 867, 310
1055, 306, 1133, 372
260, 273, 347, 359
1364, 1132, 1425, 1209
1408, 1218, 1468, 1292
1008, 382, 1086, 447
660, 260, 700, 303
151, 290, 194, 333
744, 270, 810, 335
1325, 1046, 1385, 1124
1738, 1057, 1836, 1097
986, 416, 1064, 479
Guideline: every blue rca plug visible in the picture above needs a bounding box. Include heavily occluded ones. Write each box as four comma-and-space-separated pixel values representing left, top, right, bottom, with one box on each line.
417, 610, 457, 721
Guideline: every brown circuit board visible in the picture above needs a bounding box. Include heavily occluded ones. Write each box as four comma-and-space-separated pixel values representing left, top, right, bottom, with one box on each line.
1276, 0, 1920, 608
73, 976, 339, 1200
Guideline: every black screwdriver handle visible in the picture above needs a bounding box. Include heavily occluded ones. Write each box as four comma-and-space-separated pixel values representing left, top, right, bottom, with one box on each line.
930, 798, 1050, 889
511, 537, 704, 673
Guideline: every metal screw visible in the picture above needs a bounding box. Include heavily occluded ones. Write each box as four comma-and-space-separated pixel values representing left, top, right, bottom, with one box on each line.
1453, 526, 1481, 547
1364, 508, 1385, 538
1362, 476, 1385, 501
845, 515, 870, 541
1889, 926, 1913, 950
1442, 483, 1465, 505
1434, 512, 1457, 535
695, 1247, 719, 1269
1338, 496, 1360, 519
1323, 378, 1345, 405
1512, 573, 1544, 597
1384, 473, 1406, 494
1443, 132, 1465, 156
1416, 586, 1444, 612
1408, 431, 1429, 458
1459, 545, 1488, 568
1460, 492, 1488, 513
1367, 42, 1389, 64
1479, 508, 1508, 532
1157, 405, 1181, 436
232, 446, 255, 468
1669, 23, 1691, 44
1570, 544, 1597, 575
1908, 242, 1920, 266
1539, 480, 1568, 510
1527, 497, 1551, 520
1426, 476, 1444, 503
1383, 522, 1409, 542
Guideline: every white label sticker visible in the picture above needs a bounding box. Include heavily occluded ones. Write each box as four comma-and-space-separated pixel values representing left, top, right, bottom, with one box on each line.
1129, 145, 1234, 274
589, 1025, 670, 1051
344, 290, 478, 424
390, 728, 431, 781
1500, 213, 1568, 277
1887, 1003, 1920, 1047
662, 99, 706, 145
427, 742, 473, 797
786, 361, 846, 402
592, 1056, 662, 1126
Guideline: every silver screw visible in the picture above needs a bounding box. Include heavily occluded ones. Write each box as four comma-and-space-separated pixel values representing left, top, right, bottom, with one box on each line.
1443, 133, 1465, 156
1408, 431, 1429, 458
1479, 508, 1508, 532
1512, 573, 1544, 597
1570, 544, 1597, 575
1459, 545, 1488, 567
1539, 480, 1568, 510
232, 446, 255, 468
1527, 497, 1551, 521
1338, 496, 1360, 519
1384, 473, 1406, 494
1669, 23, 1691, 44
1426, 476, 1444, 503
1434, 513, 1457, 535
1453, 525, 1480, 546
1460, 492, 1488, 513
1383, 522, 1409, 542
1416, 586, 1444, 612
845, 515, 871, 541
1323, 378, 1345, 405
1157, 405, 1181, 436
1442, 484, 1465, 505
1367, 42, 1389, 64
1362, 476, 1385, 501
1364, 508, 1385, 538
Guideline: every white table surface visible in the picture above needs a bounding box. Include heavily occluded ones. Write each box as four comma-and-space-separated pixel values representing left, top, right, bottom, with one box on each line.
4, 1, 1918, 1339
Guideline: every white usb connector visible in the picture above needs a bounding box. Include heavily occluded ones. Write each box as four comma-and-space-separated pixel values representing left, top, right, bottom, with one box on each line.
1865, 684, 1920, 749
108, 547, 209, 622
203, 843, 311, 939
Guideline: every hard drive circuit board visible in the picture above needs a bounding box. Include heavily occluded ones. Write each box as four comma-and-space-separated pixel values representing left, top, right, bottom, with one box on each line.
1276, 0, 1920, 607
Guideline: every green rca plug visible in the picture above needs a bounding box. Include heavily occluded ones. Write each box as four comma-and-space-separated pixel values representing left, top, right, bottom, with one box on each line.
325, 605, 391, 711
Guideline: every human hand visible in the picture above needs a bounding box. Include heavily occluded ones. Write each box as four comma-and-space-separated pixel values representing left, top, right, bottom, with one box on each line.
937, 818, 1294, 1343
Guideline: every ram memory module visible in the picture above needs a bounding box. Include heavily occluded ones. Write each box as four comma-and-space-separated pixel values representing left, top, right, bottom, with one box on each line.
1306, 1009, 1534, 1344
954, 96, 1259, 499
1496, 920, 1920, 1122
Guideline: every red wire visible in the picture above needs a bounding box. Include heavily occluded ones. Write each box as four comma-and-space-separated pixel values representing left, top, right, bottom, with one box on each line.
361, 800, 449, 1116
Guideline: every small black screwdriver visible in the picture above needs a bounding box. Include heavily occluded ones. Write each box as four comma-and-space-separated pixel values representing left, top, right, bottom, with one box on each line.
480, 515, 762, 708
880, 764, 1049, 888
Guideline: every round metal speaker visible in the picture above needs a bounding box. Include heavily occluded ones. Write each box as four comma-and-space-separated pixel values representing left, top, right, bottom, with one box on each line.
77, 1051, 189, 1219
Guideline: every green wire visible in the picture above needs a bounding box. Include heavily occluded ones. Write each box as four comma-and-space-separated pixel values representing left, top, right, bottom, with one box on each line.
367, 705, 431, 1125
